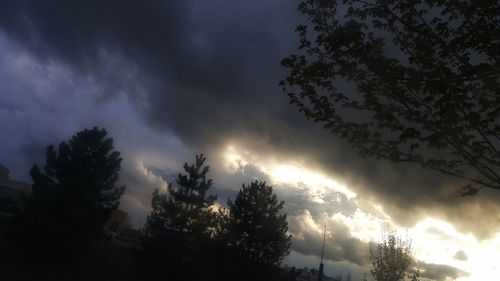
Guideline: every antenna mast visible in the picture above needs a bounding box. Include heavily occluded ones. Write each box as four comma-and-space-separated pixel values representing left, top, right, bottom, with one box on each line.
318, 225, 326, 281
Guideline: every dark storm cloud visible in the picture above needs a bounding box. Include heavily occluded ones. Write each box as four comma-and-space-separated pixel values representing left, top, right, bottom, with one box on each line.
0, 0, 305, 143
1, 0, 499, 244
0, 0, 185, 70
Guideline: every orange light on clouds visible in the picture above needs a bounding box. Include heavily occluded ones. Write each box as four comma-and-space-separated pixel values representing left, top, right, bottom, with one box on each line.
223, 144, 356, 200
221, 143, 497, 281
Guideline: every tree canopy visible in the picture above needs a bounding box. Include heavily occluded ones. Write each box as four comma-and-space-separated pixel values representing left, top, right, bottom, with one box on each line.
281, 0, 500, 194
145, 154, 217, 238
4, 127, 125, 271
141, 161, 295, 281
29, 127, 125, 240
370, 233, 419, 281
227, 180, 292, 266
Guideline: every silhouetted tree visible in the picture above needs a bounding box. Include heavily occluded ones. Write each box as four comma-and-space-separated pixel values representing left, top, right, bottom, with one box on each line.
0, 197, 20, 213
6, 127, 125, 271
145, 154, 217, 237
370, 233, 417, 281
408, 269, 421, 281
141, 154, 218, 281
29, 127, 125, 239
227, 180, 292, 266
282, 0, 500, 194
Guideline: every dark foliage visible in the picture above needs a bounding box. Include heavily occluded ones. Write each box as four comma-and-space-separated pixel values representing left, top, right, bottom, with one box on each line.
140, 159, 294, 281
4, 127, 125, 268
145, 154, 217, 237
0, 146, 296, 280
281, 0, 500, 194
141, 154, 219, 281
227, 180, 292, 266
369, 232, 421, 281
0, 197, 21, 213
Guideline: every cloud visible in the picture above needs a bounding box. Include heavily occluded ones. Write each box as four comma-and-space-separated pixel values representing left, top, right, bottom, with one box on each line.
2, 0, 499, 242
417, 261, 470, 281
0, 33, 195, 224
453, 250, 468, 261
0, 2, 496, 280
287, 209, 370, 267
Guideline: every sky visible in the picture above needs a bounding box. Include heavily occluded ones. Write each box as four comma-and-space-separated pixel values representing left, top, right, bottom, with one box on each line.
0, 1, 499, 280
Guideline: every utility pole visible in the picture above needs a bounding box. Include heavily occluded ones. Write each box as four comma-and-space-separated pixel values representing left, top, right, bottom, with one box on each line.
318, 225, 326, 281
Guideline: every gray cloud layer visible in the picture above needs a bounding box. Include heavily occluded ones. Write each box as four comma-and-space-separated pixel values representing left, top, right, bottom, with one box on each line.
417, 261, 470, 281
0, 0, 495, 279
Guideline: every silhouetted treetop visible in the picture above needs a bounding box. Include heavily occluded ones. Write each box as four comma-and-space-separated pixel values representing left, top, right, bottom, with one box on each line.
29, 127, 125, 239
281, 0, 500, 194
145, 154, 217, 237
3, 127, 125, 272
370, 232, 420, 281
227, 180, 291, 266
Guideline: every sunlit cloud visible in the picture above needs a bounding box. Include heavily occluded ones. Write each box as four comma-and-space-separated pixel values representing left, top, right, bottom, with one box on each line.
270, 164, 357, 200
408, 218, 500, 281
332, 208, 394, 243
222, 144, 356, 201
220, 143, 488, 280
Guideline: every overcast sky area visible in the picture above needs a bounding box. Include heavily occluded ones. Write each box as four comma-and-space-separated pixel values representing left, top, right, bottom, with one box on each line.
0, 1, 499, 280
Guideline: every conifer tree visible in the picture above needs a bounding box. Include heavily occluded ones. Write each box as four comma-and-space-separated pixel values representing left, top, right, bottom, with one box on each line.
141, 155, 218, 281
227, 180, 291, 265
6, 127, 125, 267
145, 154, 217, 237
28, 127, 125, 240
